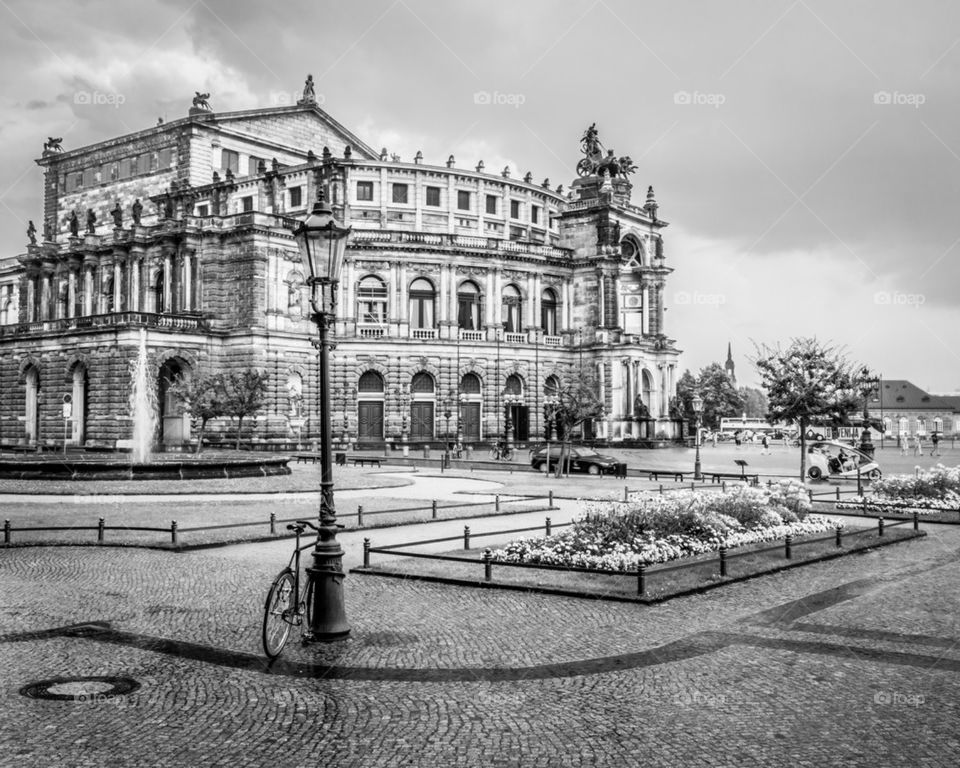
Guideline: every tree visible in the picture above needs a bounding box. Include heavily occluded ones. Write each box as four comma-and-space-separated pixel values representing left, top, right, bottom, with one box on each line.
168, 373, 225, 454
739, 386, 769, 419
221, 369, 269, 449
753, 338, 864, 481
696, 363, 744, 429
552, 372, 605, 477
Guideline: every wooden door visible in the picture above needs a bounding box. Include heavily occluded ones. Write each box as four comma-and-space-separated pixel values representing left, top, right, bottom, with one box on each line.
358, 402, 384, 442
410, 402, 434, 440
461, 403, 481, 441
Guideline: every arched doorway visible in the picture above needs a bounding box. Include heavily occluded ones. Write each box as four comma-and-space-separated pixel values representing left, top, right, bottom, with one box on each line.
410, 372, 435, 441
158, 359, 189, 445
504, 374, 528, 441
459, 373, 482, 441
357, 371, 385, 443
24, 366, 40, 444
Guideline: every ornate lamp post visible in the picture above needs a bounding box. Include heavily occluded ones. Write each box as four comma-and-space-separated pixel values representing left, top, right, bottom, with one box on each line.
503, 392, 522, 450
692, 393, 704, 481
456, 392, 465, 455
856, 368, 880, 459
293, 190, 351, 641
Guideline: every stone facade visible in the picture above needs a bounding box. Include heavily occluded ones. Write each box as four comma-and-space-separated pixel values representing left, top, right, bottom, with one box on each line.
0, 92, 682, 449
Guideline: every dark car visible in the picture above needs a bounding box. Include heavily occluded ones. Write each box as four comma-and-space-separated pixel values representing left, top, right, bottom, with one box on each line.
529, 445, 620, 475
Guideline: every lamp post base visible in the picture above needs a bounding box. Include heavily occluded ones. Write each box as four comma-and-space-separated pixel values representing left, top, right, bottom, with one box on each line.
305, 543, 350, 642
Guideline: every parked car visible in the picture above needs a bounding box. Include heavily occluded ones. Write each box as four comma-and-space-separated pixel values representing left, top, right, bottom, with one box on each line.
529, 445, 620, 475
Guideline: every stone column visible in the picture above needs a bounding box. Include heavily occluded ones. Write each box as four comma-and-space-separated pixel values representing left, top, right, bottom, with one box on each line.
27, 276, 36, 322
183, 250, 193, 311
84, 266, 94, 315
67, 268, 76, 318
163, 252, 172, 312
660, 364, 667, 417
656, 284, 664, 335
641, 283, 649, 335
597, 270, 605, 327
112, 262, 121, 311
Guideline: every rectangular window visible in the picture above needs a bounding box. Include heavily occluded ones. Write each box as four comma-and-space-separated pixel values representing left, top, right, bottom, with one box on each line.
392, 184, 409, 204
118, 159, 132, 179
531, 205, 540, 224
288, 186, 302, 208
196, 204, 209, 217
356, 181, 374, 201
241, 196, 254, 212
457, 190, 471, 211
248, 156, 262, 176
149, 153, 159, 172
137, 154, 151, 175
82, 168, 96, 187
221, 149, 240, 174
158, 149, 174, 169
102, 163, 118, 182
510, 200, 521, 219
425, 186, 441, 206
65, 173, 80, 192
486, 194, 498, 215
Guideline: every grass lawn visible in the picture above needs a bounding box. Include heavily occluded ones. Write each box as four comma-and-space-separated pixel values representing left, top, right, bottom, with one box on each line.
357, 523, 922, 602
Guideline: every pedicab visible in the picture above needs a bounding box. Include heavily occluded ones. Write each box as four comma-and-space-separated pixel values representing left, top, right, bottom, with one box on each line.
806, 440, 881, 481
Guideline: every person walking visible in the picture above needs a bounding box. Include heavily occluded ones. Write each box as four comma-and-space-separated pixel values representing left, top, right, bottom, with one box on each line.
914, 433, 924, 457
900, 432, 910, 456
931, 432, 941, 457
760, 434, 770, 455
734, 430, 742, 450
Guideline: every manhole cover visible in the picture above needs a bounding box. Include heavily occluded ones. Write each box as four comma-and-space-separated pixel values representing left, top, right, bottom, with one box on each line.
19, 676, 140, 702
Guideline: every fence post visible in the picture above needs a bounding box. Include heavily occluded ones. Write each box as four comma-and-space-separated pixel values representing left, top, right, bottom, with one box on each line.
691, 482, 695, 492
836, 487, 840, 502
913, 509, 919, 531
637, 563, 646, 596
363, 538, 370, 567
545, 516, 552, 537
549, 489, 554, 508
357, 505, 364, 527
659, 484, 663, 495
836, 525, 843, 547
3, 519, 9, 544
878, 517, 885, 537
170, 521, 178, 546
784, 534, 792, 560
862, 496, 868, 515
269, 512, 276, 535
464, 525, 471, 550
483, 548, 492, 582
97, 517, 105, 544
428, 499, 435, 519
719, 546, 728, 577
495, 495, 500, 513
624, 485, 629, 502
722, 481, 727, 493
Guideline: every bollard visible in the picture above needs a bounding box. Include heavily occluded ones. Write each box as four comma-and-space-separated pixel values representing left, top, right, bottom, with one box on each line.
549, 489, 554, 508
862, 497, 868, 515
495, 495, 501, 512
691, 482, 695, 492
545, 516, 552, 536
624, 485, 629, 502
719, 546, 728, 577
363, 538, 371, 567
878, 517, 885, 537
98, 517, 105, 544
3, 519, 9, 544
483, 548, 492, 581
637, 563, 646, 596
836, 525, 843, 548
808, 489, 813, 504
836, 487, 840, 502
913, 509, 919, 531
357, 505, 364, 527
464, 525, 471, 550
170, 520, 178, 546
269, 512, 276, 535
659, 484, 663, 495
722, 481, 727, 493
784, 534, 792, 560
431, 500, 438, 519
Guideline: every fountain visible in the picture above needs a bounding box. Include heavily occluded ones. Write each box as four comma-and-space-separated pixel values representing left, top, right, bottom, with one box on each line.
0, 328, 291, 481
129, 328, 158, 463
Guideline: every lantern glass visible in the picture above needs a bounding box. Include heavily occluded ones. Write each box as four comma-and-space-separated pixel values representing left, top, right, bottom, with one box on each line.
293, 196, 351, 305
691, 394, 704, 415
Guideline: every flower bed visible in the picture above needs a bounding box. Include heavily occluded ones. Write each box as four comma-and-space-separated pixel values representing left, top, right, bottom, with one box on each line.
493, 480, 840, 570
838, 464, 960, 515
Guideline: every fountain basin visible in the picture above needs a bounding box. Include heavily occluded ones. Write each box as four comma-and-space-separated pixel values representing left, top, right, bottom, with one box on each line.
0, 452, 292, 481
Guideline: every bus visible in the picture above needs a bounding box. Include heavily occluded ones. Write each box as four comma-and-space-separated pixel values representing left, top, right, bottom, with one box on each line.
718, 417, 794, 437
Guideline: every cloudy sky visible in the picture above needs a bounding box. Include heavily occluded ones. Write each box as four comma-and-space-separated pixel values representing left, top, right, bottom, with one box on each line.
1, 0, 959, 390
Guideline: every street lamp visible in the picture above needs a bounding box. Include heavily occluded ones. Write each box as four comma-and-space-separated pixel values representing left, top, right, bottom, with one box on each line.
293, 189, 351, 641
691, 393, 704, 481
503, 391, 522, 450
856, 368, 880, 458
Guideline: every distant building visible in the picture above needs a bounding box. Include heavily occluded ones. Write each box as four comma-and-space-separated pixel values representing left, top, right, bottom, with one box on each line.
874, 380, 960, 438
0, 82, 684, 449
724, 341, 736, 385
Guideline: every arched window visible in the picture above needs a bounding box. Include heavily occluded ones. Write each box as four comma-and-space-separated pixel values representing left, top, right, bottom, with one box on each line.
358, 370, 385, 393
898, 417, 908, 435
104, 276, 115, 313
0, 298, 11, 326
411, 372, 435, 394
24, 366, 40, 443
357, 275, 388, 325
934, 417, 944, 435
540, 288, 557, 335
544, 375, 561, 399
916, 417, 926, 435
502, 284, 522, 333
409, 278, 435, 329
154, 272, 164, 313
504, 374, 523, 396
620, 237, 644, 267
457, 281, 481, 331
460, 373, 481, 395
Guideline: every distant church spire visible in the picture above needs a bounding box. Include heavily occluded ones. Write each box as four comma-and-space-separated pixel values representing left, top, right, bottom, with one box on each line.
725, 342, 736, 385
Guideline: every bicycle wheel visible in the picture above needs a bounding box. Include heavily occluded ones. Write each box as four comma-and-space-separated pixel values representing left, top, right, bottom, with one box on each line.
262, 569, 295, 659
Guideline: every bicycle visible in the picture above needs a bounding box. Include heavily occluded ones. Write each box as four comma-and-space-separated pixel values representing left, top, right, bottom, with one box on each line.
488, 442, 515, 461
262, 520, 318, 659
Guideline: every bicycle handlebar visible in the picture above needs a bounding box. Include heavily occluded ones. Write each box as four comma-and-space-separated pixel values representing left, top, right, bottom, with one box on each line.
286, 520, 321, 533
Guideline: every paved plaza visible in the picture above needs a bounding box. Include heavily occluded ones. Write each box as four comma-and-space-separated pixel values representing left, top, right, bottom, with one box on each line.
2, 461, 960, 766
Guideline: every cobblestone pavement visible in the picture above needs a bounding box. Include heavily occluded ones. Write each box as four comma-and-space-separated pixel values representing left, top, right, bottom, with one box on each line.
2, 516, 960, 766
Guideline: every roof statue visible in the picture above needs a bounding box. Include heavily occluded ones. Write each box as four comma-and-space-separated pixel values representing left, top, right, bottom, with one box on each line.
576, 124, 636, 178
192, 92, 212, 111
298, 74, 317, 105
44, 136, 63, 153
